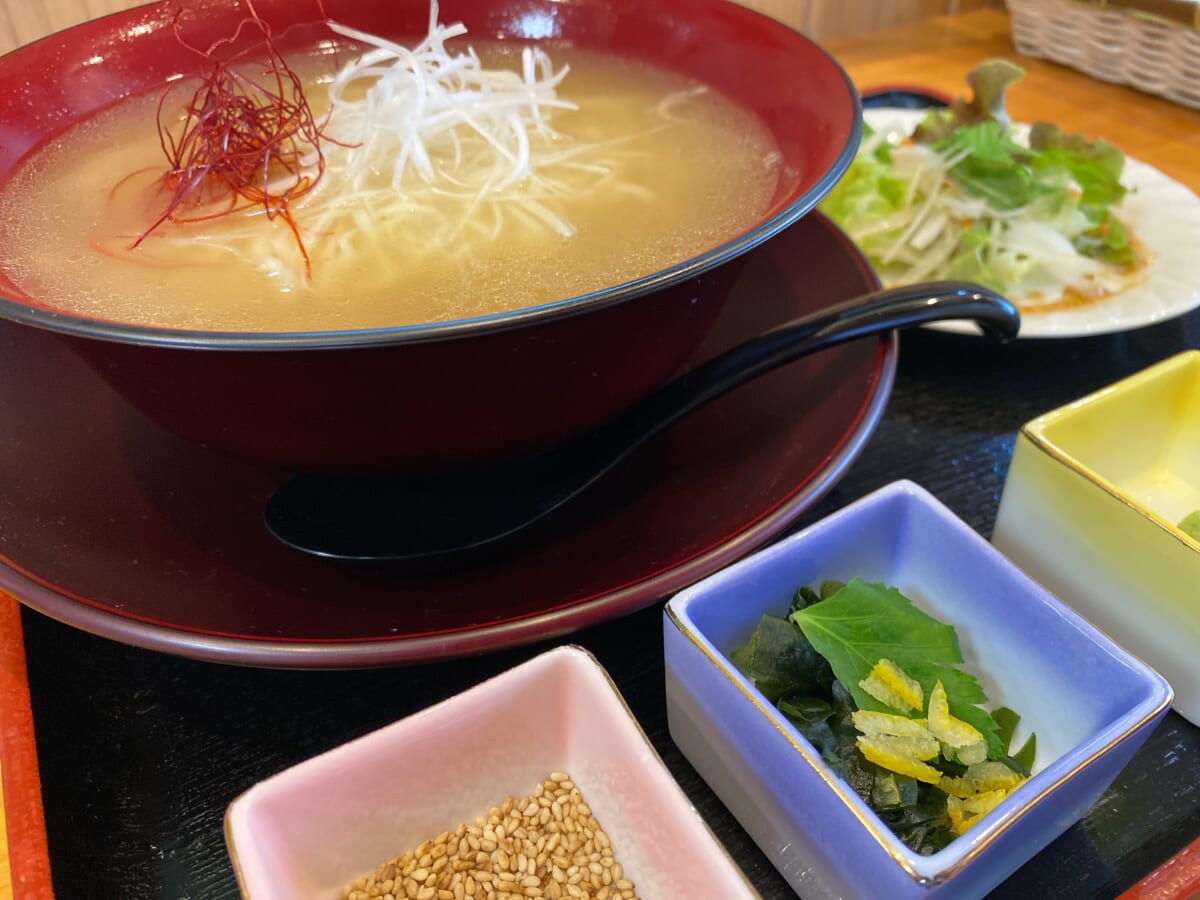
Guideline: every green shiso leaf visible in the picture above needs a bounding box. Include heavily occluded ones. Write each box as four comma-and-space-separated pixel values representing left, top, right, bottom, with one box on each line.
788, 579, 961, 692
790, 578, 1003, 756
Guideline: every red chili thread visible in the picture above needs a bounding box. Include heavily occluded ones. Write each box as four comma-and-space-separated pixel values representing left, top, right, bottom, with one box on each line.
133, 0, 330, 278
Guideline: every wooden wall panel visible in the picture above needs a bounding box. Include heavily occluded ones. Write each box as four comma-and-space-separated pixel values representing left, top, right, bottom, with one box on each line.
731, 0, 1004, 36
0, 0, 1005, 56
730, 0, 810, 31
805, 0, 953, 39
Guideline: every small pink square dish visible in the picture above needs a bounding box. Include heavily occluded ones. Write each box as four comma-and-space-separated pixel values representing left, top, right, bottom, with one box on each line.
225, 645, 757, 899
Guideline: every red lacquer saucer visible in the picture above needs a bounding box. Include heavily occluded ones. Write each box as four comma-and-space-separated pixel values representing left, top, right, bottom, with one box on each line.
0, 213, 895, 667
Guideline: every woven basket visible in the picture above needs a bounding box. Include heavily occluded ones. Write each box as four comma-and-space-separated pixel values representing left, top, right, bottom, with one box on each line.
1007, 0, 1200, 109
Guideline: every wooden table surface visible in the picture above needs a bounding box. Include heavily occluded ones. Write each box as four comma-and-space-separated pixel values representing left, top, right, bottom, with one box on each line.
826, 9, 1200, 194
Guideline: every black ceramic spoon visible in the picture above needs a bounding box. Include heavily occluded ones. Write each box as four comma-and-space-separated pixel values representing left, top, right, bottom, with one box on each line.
264, 282, 1019, 562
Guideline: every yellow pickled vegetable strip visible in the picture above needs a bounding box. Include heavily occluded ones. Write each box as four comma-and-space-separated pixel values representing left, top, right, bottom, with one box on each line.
946, 789, 1010, 835
927, 680, 984, 747
941, 761, 1027, 798
851, 710, 931, 738
951, 739, 989, 766
877, 734, 941, 761
859, 658, 924, 712
851, 713, 940, 760
857, 736, 943, 784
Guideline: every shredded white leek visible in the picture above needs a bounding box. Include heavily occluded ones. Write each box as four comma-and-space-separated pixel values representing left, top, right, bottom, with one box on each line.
152, 1, 681, 290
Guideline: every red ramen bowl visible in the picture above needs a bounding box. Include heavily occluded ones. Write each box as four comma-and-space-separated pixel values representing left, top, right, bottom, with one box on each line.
0, 0, 860, 471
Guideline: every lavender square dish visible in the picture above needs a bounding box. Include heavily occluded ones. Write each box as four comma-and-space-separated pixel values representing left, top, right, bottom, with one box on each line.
664, 480, 1172, 900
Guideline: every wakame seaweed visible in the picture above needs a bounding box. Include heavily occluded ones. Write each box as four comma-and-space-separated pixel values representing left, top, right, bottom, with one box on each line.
730, 579, 1034, 855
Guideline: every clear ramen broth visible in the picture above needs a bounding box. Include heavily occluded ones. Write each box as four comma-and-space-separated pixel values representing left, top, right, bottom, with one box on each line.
0, 42, 781, 333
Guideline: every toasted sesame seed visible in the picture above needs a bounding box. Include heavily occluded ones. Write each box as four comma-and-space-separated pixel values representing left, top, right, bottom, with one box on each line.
340, 775, 638, 900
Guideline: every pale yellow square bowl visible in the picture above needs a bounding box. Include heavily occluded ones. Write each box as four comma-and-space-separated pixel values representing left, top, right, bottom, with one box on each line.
993, 350, 1200, 725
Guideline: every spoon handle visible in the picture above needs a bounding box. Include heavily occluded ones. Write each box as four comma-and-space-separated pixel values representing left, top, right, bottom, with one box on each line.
604, 281, 1018, 452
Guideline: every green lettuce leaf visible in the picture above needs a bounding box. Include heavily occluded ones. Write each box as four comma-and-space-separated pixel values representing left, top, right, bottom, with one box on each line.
1074, 212, 1138, 267
821, 56, 1140, 292
1029, 121, 1126, 206
936, 120, 1045, 210
937, 223, 1007, 292
913, 58, 1025, 143
819, 151, 909, 231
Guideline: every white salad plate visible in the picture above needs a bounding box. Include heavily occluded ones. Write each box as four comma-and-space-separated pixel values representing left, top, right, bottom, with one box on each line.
860, 108, 1200, 339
